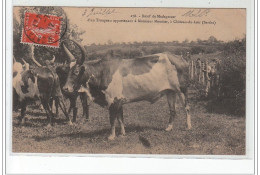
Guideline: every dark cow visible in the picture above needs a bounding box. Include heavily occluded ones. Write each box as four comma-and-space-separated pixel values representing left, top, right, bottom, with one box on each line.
54, 40, 90, 122
13, 48, 71, 126
55, 63, 89, 122
63, 43, 191, 140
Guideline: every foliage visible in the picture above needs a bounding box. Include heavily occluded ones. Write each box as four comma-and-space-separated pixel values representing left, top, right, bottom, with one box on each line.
216, 38, 246, 115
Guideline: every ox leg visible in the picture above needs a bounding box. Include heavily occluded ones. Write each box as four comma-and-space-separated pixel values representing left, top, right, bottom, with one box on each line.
108, 104, 118, 140
55, 99, 59, 117
68, 102, 72, 114
176, 90, 192, 130
49, 98, 54, 113
73, 107, 78, 123
18, 102, 27, 125
70, 98, 77, 122
165, 92, 177, 131
117, 106, 125, 136
49, 98, 58, 117
42, 102, 54, 127
80, 93, 90, 121
67, 98, 77, 122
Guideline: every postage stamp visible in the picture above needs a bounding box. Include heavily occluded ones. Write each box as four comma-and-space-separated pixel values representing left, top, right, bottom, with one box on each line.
21, 12, 62, 47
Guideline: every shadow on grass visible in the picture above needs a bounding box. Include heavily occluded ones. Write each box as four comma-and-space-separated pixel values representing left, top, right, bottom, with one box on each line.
26, 111, 46, 117
32, 124, 163, 142
13, 117, 70, 128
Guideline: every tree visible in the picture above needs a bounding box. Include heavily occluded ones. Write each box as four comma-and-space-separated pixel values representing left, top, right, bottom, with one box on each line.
182, 39, 189, 45
196, 38, 202, 44
208, 36, 218, 44
107, 40, 113, 45
13, 7, 85, 65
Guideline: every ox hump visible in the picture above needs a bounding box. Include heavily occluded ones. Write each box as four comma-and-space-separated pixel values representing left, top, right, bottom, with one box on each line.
128, 55, 159, 76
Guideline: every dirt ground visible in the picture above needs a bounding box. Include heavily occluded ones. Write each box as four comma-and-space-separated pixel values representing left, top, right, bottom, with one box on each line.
12, 93, 245, 155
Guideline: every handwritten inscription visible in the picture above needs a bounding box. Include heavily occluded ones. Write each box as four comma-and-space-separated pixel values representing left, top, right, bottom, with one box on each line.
182, 9, 210, 17
83, 8, 118, 17
83, 10, 216, 25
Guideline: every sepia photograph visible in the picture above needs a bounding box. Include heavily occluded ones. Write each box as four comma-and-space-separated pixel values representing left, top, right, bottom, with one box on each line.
12, 6, 246, 155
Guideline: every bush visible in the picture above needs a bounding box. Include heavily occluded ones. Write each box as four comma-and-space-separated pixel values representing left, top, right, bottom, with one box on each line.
173, 47, 191, 55
217, 39, 246, 115
190, 46, 205, 54
150, 46, 166, 54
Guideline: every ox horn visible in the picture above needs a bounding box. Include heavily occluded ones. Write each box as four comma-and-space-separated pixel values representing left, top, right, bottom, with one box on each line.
22, 58, 30, 70
13, 56, 17, 63
62, 43, 76, 62
31, 45, 42, 67
21, 58, 27, 64
70, 40, 86, 65
50, 55, 56, 63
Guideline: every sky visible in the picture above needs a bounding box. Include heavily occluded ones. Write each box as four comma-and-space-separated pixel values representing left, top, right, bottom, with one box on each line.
14, 7, 246, 45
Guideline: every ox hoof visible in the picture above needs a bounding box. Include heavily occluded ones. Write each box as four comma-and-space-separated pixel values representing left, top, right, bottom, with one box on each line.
118, 134, 125, 138
18, 117, 26, 125
185, 106, 190, 112
108, 135, 116, 140
68, 121, 73, 126
46, 124, 52, 129
119, 134, 126, 138
165, 125, 173, 132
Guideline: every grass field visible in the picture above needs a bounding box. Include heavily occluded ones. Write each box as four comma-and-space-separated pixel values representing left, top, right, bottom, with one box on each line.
12, 89, 245, 155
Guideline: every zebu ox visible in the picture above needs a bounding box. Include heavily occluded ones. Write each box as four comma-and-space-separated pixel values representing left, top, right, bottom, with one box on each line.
55, 40, 90, 122
13, 49, 71, 126
63, 44, 192, 140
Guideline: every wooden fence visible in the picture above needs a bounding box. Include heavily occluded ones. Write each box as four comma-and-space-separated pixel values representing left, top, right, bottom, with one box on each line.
189, 60, 217, 97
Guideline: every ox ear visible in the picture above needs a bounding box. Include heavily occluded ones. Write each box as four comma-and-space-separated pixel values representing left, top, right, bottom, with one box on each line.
79, 66, 85, 75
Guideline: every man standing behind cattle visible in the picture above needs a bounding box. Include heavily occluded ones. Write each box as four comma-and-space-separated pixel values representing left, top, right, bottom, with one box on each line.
196, 58, 202, 82
205, 58, 220, 97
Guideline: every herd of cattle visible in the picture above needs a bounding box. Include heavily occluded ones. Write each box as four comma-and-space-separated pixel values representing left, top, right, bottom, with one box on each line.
13, 40, 222, 140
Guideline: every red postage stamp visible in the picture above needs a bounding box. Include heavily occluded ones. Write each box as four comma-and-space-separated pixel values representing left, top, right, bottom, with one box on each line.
21, 12, 62, 47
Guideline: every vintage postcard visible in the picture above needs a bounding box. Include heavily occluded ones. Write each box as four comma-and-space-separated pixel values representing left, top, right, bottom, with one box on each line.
12, 6, 247, 155
5, 0, 256, 173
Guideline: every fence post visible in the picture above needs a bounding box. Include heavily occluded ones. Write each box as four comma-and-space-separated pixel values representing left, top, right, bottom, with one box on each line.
194, 62, 197, 80
191, 60, 194, 80
201, 61, 205, 85
205, 60, 210, 96
198, 60, 201, 83
189, 62, 191, 79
